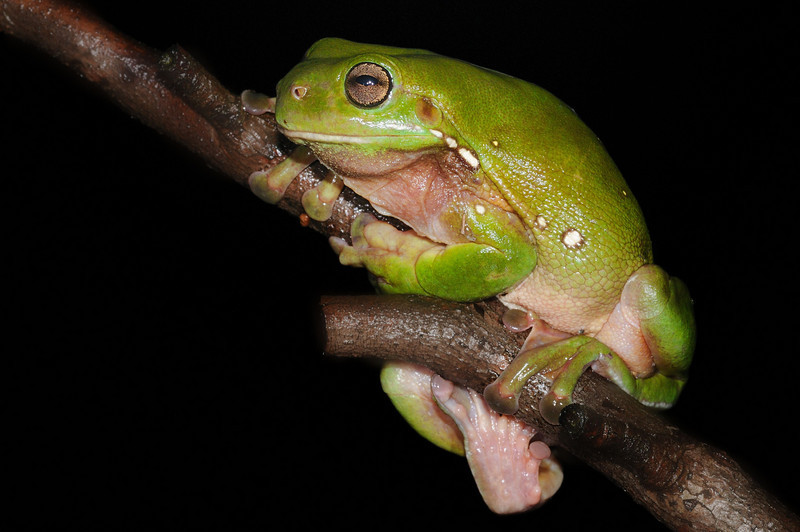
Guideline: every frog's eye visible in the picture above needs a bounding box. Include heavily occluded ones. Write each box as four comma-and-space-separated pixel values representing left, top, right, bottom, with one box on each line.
345, 62, 392, 108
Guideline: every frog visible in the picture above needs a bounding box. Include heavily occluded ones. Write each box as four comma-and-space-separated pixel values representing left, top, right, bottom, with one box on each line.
243, 38, 695, 513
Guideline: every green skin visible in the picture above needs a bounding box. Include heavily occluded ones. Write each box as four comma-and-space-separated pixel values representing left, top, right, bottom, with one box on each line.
253, 38, 695, 434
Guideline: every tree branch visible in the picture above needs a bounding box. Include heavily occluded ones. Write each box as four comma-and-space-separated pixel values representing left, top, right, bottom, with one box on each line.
3, 1, 797, 529
1, 0, 378, 241
321, 295, 798, 530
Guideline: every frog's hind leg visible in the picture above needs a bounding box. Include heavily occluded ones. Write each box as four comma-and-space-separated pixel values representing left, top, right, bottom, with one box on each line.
431, 375, 562, 513
382, 361, 563, 514
380, 362, 465, 456
536, 340, 618, 424
484, 335, 594, 417
486, 335, 688, 424
542, 342, 687, 422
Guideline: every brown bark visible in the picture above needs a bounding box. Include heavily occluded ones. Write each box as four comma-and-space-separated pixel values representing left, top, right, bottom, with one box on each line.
321, 295, 798, 530
3, 1, 797, 529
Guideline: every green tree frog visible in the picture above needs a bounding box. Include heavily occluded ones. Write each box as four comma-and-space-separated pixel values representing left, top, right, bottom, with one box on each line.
244, 38, 695, 513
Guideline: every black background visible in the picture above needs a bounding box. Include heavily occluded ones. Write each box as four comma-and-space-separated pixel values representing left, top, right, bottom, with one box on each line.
3, 2, 797, 529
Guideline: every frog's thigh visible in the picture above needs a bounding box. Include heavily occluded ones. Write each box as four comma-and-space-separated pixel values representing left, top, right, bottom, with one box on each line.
380, 362, 464, 455
624, 264, 695, 376
599, 264, 695, 377
431, 375, 562, 513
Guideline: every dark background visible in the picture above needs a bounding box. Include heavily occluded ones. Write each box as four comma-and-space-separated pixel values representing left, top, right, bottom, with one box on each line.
3, 2, 797, 528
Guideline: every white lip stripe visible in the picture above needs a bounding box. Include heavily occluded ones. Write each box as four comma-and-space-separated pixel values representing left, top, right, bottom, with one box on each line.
281, 130, 374, 144
281, 128, 480, 169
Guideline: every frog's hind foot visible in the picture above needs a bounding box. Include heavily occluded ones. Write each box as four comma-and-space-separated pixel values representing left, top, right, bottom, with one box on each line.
485, 330, 689, 424
432, 375, 562, 513
485, 335, 620, 424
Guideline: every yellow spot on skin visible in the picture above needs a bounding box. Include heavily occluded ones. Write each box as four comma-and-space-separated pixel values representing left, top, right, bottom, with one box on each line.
475, 204, 486, 215
491, 139, 500, 147
430, 129, 444, 138
535, 215, 548, 230
445, 136, 458, 148
561, 228, 584, 249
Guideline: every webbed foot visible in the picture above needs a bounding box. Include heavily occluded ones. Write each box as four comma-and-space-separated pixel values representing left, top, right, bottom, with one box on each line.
331, 213, 439, 295
382, 363, 562, 513
486, 332, 687, 424
432, 375, 562, 513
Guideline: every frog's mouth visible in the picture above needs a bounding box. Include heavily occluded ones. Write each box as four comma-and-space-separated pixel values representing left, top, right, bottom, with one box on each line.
280, 128, 374, 144
279, 127, 429, 146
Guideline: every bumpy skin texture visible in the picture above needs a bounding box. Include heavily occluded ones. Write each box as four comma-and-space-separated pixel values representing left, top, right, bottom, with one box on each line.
256, 38, 696, 512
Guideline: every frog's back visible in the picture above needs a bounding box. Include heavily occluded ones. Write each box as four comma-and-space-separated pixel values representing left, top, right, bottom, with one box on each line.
304, 41, 653, 332
435, 62, 653, 332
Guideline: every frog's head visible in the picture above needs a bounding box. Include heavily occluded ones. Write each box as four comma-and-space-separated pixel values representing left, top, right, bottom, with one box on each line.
275, 38, 457, 177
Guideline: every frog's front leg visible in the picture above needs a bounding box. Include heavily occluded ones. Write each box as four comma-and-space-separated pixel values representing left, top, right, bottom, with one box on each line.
486, 264, 695, 424
248, 148, 344, 221
331, 202, 537, 301
382, 362, 563, 513
248, 146, 317, 205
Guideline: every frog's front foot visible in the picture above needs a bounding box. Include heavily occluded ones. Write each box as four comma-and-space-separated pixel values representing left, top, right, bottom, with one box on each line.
330, 213, 440, 295
432, 375, 562, 513
248, 146, 317, 204
243, 90, 333, 209
301, 171, 344, 221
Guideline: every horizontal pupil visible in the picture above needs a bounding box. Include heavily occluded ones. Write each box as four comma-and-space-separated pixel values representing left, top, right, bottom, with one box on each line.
355, 75, 379, 87
345, 64, 390, 107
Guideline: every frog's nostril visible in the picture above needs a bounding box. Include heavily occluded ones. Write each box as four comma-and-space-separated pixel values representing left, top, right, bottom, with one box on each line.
291, 85, 308, 100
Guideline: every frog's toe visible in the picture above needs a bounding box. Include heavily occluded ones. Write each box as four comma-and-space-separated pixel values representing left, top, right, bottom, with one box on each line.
301, 172, 344, 221
350, 212, 380, 245
432, 376, 562, 513
539, 391, 572, 425
241, 89, 275, 115
248, 146, 316, 204
485, 335, 600, 424
336, 244, 366, 268
483, 380, 521, 415
328, 236, 348, 256
501, 308, 535, 333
